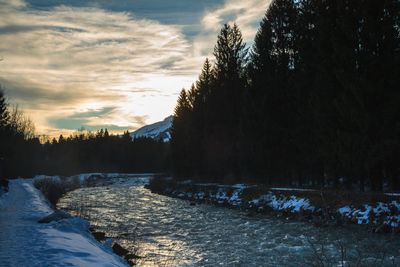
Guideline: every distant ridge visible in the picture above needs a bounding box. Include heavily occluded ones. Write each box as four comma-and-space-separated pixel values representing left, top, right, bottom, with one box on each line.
130, 116, 172, 142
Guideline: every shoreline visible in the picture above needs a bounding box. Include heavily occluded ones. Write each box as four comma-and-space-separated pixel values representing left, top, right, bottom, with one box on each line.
147, 177, 400, 233
32, 173, 151, 266
0, 178, 129, 267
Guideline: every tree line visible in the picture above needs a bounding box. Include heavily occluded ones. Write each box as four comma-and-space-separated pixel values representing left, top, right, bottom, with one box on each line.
0, 91, 170, 178
171, 0, 400, 191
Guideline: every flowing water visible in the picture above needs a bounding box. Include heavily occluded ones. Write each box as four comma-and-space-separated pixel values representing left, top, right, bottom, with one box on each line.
58, 176, 400, 266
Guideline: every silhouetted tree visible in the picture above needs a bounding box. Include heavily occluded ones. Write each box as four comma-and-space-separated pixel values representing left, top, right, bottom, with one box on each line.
208, 23, 247, 180
171, 0, 400, 191
171, 89, 194, 177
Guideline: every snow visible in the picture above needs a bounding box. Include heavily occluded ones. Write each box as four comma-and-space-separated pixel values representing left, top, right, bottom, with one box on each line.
271, 187, 314, 192
337, 201, 400, 227
338, 206, 352, 215
163, 180, 400, 228
248, 193, 315, 213
228, 190, 242, 205
232, 184, 249, 189
130, 116, 172, 142
0, 179, 128, 267
386, 192, 400, 197
194, 192, 205, 200
170, 182, 316, 214
281, 196, 314, 212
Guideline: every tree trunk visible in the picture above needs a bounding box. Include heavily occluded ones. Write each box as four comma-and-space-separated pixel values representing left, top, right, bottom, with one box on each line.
359, 176, 365, 192
391, 174, 400, 191
370, 164, 383, 192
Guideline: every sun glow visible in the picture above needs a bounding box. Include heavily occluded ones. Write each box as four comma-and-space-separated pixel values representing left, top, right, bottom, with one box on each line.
0, 0, 264, 137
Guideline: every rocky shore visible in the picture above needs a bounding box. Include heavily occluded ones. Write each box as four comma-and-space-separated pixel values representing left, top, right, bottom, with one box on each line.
147, 177, 400, 233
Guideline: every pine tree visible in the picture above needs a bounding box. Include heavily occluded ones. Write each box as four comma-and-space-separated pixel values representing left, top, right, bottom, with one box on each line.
171, 89, 194, 177
355, 0, 400, 191
191, 59, 215, 175
247, 9, 277, 182
248, 0, 299, 185
0, 90, 9, 129
0, 89, 11, 162
207, 23, 247, 180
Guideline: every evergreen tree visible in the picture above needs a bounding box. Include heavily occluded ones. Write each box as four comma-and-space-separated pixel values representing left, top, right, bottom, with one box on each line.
208, 23, 247, 180
0, 89, 10, 161
248, 0, 299, 185
169, 0, 400, 191
171, 89, 194, 177
191, 59, 215, 175
0, 90, 9, 129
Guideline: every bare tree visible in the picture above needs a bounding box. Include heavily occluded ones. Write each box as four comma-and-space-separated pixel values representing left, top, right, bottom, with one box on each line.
9, 104, 35, 139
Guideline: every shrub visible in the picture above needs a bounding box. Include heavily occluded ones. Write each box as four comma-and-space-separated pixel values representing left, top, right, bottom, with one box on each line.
147, 175, 175, 193
33, 177, 66, 206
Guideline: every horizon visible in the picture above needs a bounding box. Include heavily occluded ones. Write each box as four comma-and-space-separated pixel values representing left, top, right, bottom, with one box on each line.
0, 0, 270, 137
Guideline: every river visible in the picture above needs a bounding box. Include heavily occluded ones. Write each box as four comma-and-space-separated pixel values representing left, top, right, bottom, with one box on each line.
57, 176, 400, 266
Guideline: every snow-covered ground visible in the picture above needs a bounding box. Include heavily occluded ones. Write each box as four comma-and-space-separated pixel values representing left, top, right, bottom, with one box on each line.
167, 183, 317, 213
0, 179, 128, 267
338, 201, 400, 227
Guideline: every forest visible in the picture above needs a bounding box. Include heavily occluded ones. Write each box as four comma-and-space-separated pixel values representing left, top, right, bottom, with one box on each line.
1, 0, 399, 192
0, 90, 170, 177
171, 0, 400, 192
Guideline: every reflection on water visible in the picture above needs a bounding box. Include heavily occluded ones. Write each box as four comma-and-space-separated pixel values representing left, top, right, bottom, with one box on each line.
58, 177, 400, 266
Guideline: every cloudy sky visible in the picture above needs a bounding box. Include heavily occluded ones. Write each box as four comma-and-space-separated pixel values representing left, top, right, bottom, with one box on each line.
0, 0, 270, 137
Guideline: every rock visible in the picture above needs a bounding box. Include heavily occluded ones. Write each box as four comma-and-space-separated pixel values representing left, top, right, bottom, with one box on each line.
112, 242, 129, 257
334, 217, 344, 226
92, 231, 106, 241
374, 223, 391, 233
312, 216, 324, 227
245, 211, 257, 217
125, 253, 141, 260
38, 210, 71, 223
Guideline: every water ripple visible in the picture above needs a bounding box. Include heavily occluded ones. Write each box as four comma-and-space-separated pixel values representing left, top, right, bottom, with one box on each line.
58, 178, 400, 266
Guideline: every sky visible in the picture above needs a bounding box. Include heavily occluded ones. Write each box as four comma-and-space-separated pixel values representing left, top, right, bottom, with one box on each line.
0, 0, 270, 137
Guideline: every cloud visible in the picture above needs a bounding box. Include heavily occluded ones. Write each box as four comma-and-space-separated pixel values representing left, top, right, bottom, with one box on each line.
0, 0, 270, 136
194, 0, 271, 56
0, 1, 199, 135
48, 106, 147, 131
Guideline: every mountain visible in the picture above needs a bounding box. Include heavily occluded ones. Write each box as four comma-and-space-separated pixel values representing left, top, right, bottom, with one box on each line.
130, 116, 172, 142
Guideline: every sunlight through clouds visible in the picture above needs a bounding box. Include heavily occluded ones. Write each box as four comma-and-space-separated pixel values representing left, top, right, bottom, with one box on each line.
0, 0, 198, 135
0, 0, 271, 137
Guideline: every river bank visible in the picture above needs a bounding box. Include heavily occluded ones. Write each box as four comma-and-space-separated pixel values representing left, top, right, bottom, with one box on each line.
0, 178, 129, 267
147, 177, 400, 233
32, 173, 151, 266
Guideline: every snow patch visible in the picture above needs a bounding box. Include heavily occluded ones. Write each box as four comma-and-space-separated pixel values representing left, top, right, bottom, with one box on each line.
271, 187, 314, 192
337, 201, 400, 227
0, 179, 128, 267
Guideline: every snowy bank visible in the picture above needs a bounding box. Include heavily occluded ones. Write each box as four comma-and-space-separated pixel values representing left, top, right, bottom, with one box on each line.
147, 178, 400, 232
0, 179, 129, 267
338, 201, 400, 228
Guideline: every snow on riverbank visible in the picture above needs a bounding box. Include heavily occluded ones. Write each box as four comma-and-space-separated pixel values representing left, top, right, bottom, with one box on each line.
338, 201, 400, 227
154, 181, 318, 214
0, 179, 128, 267
148, 179, 400, 230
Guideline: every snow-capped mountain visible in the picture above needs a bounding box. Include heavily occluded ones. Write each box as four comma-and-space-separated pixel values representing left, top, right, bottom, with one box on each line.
130, 116, 172, 142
